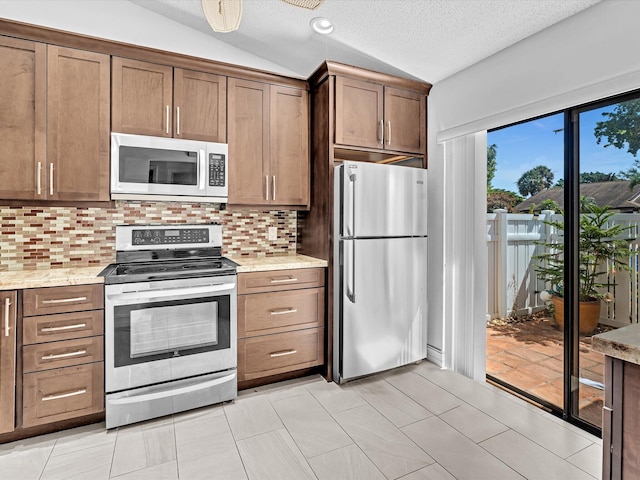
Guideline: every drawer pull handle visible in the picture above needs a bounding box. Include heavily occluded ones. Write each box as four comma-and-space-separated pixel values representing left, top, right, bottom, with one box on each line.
270, 349, 297, 358
43, 388, 86, 402
270, 308, 298, 316
41, 296, 87, 305
270, 278, 298, 284
42, 349, 87, 361
41, 323, 87, 333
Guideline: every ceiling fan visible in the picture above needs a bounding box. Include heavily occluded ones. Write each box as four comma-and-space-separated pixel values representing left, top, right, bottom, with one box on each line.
202, 0, 324, 33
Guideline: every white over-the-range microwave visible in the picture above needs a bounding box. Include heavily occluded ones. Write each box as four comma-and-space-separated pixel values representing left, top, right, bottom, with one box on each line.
110, 132, 228, 203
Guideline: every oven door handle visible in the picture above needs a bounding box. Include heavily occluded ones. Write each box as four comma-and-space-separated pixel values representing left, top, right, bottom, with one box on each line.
107, 283, 235, 304
108, 371, 236, 404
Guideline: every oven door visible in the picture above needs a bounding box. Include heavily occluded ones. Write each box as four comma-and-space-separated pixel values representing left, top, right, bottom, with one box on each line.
105, 274, 237, 393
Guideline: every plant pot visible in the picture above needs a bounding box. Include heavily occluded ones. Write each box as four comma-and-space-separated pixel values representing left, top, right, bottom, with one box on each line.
551, 296, 601, 335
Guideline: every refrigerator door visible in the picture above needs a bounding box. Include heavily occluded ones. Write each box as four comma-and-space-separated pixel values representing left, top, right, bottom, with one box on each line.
335, 236, 428, 382
339, 161, 427, 238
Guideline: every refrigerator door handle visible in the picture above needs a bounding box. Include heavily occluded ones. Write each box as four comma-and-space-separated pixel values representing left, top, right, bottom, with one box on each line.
347, 173, 356, 237
346, 240, 356, 303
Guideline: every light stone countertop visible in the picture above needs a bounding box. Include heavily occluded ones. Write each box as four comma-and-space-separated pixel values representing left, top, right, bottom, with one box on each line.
592, 324, 640, 365
0, 254, 328, 290
0, 266, 107, 291
227, 254, 327, 273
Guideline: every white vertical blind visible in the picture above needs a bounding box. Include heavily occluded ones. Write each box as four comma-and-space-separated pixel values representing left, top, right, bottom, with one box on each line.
442, 132, 487, 380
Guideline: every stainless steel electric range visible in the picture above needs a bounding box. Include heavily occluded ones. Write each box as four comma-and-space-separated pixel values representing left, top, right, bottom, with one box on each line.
101, 223, 237, 429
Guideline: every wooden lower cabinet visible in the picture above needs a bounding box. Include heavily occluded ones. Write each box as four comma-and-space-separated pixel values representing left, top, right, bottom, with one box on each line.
237, 268, 325, 386
9, 283, 106, 438
0, 291, 17, 435
603, 356, 640, 479
23, 363, 104, 428
239, 328, 324, 381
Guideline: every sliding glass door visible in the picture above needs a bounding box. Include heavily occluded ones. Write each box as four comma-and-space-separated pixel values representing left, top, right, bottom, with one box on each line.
486, 91, 640, 434
573, 96, 640, 429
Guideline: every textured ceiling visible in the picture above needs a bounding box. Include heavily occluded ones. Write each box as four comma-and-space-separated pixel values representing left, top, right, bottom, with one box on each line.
129, 0, 601, 84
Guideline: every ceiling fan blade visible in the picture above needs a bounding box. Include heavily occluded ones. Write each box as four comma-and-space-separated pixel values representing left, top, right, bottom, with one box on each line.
280, 0, 324, 10
201, 0, 243, 33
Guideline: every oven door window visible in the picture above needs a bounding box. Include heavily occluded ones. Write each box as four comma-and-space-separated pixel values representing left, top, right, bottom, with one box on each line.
119, 146, 198, 186
113, 295, 230, 367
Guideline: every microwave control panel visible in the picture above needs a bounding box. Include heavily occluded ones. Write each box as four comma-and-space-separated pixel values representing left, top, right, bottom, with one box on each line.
209, 154, 226, 187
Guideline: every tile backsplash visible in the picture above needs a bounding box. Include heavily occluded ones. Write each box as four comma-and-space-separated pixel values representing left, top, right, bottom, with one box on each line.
0, 202, 296, 271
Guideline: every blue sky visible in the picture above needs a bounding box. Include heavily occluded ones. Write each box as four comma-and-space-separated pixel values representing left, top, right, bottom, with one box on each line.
488, 105, 638, 194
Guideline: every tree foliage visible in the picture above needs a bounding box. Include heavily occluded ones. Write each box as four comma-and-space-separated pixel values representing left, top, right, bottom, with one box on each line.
594, 99, 640, 157
528, 198, 561, 214
554, 171, 619, 187
486, 189, 523, 213
517, 165, 554, 197
487, 144, 497, 190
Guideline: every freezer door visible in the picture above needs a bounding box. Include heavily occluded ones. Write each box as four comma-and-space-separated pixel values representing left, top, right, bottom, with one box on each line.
339, 161, 427, 238
336, 237, 427, 382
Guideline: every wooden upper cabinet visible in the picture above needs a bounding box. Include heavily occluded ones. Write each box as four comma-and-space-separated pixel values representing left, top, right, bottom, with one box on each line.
334, 75, 426, 155
384, 87, 426, 155
174, 68, 226, 142
335, 76, 383, 149
112, 57, 173, 137
47, 46, 110, 201
228, 78, 270, 206
270, 86, 309, 206
228, 78, 309, 207
0, 36, 46, 201
0, 37, 110, 202
112, 58, 227, 142
0, 291, 17, 435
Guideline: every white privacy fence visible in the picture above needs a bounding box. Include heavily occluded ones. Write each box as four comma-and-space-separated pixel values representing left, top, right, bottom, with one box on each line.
487, 210, 640, 328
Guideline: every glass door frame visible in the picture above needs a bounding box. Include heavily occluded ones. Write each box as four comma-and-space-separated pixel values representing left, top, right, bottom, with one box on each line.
565, 90, 640, 435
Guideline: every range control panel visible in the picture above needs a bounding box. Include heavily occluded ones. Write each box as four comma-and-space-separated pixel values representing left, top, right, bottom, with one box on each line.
131, 228, 210, 246
209, 154, 226, 187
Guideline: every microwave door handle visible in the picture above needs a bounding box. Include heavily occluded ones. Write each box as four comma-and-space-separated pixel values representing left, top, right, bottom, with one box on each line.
199, 149, 206, 190
107, 283, 235, 304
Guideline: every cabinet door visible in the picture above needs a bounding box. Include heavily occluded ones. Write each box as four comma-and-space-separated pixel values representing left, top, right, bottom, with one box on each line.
384, 87, 425, 154
174, 68, 226, 142
228, 78, 270, 205
270, 86, 309, 206
0, 291, 17, 434
0, 37, 46, 200
112, 57, 173, 137
47, 46, 110, 201
335, 76, 383, 149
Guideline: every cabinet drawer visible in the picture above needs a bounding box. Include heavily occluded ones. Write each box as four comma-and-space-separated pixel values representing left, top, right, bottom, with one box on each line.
23, 310, 104, 345
23, 362, 104, 428
239, 287, 324, 337
23, 284, 104, 316
238, 328, 324, 381
238, 268, 324, 294
23, 337, 104, 373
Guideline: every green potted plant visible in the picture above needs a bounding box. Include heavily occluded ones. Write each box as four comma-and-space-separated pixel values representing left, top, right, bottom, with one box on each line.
535, 202, 632, 334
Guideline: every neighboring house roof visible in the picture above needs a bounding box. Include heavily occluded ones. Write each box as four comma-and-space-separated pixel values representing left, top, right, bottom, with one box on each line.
515, 181, 640, 212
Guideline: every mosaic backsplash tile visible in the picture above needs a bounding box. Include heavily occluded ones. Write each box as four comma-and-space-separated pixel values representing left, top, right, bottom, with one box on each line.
0, 202, 296, 271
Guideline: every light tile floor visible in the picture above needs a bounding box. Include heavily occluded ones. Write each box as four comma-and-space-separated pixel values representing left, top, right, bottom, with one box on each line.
0, 361, 602, 479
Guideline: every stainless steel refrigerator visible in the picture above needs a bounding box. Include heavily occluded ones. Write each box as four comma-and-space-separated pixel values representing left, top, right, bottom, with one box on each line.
333, 160, 428, 384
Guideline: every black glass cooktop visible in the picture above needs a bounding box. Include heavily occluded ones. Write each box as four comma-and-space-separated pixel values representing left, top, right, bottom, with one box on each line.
102, 257, 237, 284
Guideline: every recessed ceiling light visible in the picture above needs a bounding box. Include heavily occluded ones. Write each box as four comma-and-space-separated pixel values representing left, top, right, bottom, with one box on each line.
310, 17, 333, 35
